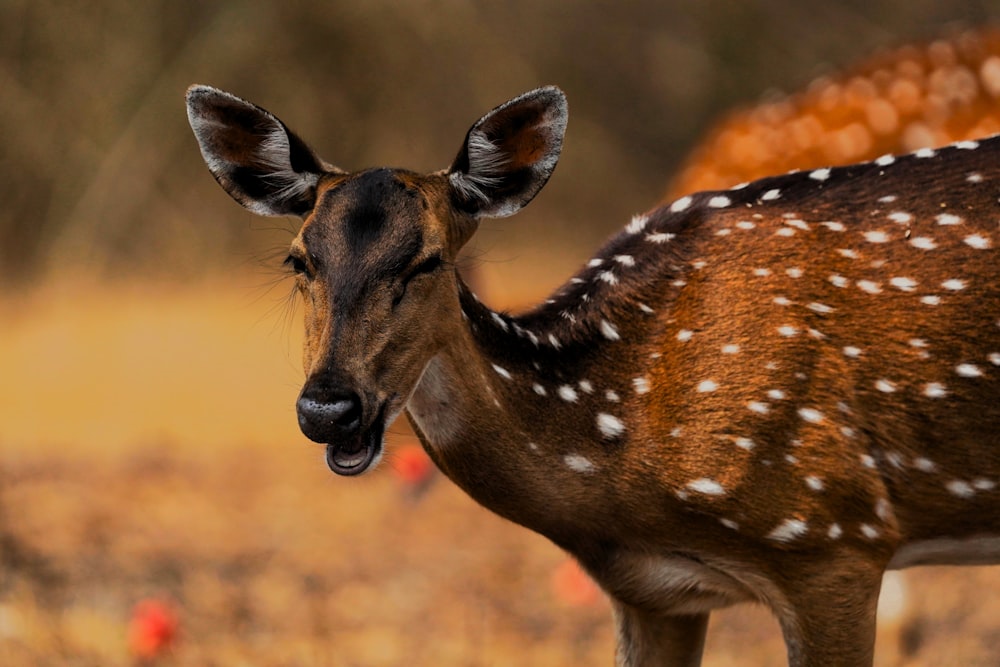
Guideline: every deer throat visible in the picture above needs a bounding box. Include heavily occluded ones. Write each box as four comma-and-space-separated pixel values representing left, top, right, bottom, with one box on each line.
407, 355, 464, 449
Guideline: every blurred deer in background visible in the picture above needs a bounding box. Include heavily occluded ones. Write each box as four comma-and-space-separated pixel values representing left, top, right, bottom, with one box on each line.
187, 80, 999, 666
669, 27, 1000, 198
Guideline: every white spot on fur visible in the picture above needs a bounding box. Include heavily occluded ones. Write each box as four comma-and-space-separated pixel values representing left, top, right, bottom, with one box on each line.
708, 195, 732, 208
936, 213, 963, 225
677, 329, 693, 342
625, 215, 649, 234
805, 476, 824, 491
491, 364, 512, 380
614, 254, 636, 266
767, 389, 786, 400
946, 480, 975, 498
914, 147, 936, 158
598, 270, 618, 285
777, 325, 798, 337
633, 377, 651, 395
687, 478, 726, 495
942, 279, 967, 291
822, 221, 846, 232
696, 379, 719, 393
564, 454, 596, 473
956, 363, 983, 378
910, 236, 937, 250
809, 168, 831, 181
533, 383, 547, 396
646, 232, 675, 244
864, 230, 889, 243
843, 346, 862, 358
807, 302, 834, 314
605, 390, 620, 402
965, 234, 992, 249
767, 518, 809, 542
923, 382, 947, 398
888, 211, 912, 224
578, 380, 594, 394
921, 295, 941, 305
762, 188, 781, 201
876, 379, 897, 393
860, 524, 881, 539
857, 280, 882, 294
876, 498, 894, 522
889, 277, 918, 292
558, 385, 579, 402
600, 319, 620, 341
828, 523, 843, 539
722, 344, 740, 354
875, 154, 895, 166
670, 196, 692, 212
596, 413, 626, 439
829, 274, 849, 288
748, 401, 770, 414
798, 408, 824, 423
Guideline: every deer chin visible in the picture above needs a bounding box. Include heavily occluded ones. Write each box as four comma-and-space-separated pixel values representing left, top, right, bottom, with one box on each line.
325, 405, 386, 476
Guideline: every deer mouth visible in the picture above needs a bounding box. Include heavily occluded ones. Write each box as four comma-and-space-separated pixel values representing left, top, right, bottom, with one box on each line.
324, 404, 386, 476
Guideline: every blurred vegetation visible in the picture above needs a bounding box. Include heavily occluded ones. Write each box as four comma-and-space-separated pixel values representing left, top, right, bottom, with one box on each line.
2, 0, 1000, 286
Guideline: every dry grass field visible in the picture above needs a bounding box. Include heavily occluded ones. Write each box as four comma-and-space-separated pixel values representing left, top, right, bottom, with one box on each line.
0, 273, 998, 666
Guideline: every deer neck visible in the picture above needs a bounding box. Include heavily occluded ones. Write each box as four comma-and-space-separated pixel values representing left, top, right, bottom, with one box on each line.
406, 214, 692, 537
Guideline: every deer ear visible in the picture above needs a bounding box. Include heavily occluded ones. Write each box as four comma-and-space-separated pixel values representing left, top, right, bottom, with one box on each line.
448, 86, 567, 219
185, 85, 337, 217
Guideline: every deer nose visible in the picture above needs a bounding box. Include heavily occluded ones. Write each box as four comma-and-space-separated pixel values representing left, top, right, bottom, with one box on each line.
296, 391, 363, 443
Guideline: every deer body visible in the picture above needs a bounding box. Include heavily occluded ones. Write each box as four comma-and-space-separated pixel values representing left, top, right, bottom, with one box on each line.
188, 85, 1000, 666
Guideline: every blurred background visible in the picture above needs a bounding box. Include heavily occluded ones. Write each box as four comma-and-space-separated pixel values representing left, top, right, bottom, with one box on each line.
3, 1, 1000, 665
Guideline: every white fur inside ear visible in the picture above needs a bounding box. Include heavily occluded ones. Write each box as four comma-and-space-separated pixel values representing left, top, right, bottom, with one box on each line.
254, 126, 319, 213
449, 130, 507, 205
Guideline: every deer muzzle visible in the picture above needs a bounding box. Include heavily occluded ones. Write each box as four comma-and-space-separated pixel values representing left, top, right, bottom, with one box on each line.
296, 389, 385, 475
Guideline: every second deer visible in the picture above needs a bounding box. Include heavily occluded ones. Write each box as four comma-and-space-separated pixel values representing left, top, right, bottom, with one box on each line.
187, 84, 1000, 667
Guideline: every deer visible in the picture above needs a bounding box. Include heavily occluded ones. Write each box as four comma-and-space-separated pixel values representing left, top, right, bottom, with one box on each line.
668, 26, 1000, 199
186, 83, 1000, 667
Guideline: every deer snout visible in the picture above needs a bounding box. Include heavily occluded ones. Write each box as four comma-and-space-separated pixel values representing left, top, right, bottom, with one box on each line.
296, 390, 363, 444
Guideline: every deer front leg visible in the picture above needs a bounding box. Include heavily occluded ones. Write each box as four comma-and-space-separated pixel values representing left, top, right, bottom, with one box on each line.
773, 555, 885, 667
612, 602, 708, 667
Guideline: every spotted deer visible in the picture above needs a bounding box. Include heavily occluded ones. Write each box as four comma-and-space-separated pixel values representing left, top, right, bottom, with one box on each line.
187, 84, 1000, 667
669, 27, 1000, 199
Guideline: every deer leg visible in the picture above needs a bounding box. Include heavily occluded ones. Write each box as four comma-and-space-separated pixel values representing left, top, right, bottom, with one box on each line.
773, 556, 885, 667
612, 602, 708, 667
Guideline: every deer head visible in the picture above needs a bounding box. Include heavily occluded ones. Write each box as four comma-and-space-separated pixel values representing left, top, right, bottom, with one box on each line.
186, 85, 567, 475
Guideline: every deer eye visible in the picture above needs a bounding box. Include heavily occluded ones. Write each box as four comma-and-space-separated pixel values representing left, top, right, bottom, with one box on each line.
283, 254, 312, 279
392, 254, 443, 307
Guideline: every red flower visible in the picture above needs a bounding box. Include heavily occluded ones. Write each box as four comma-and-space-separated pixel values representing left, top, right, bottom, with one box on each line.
128, 598, 178, 660
551, 559, 603, 607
